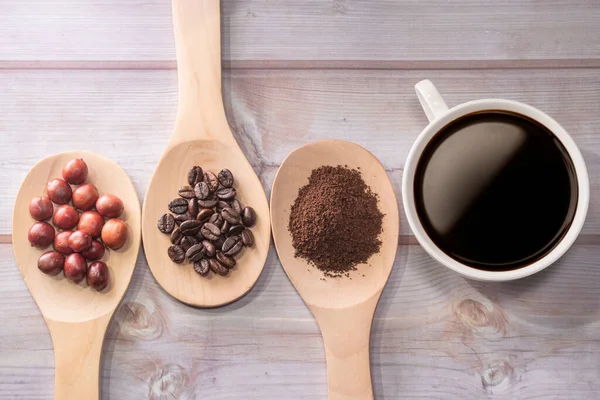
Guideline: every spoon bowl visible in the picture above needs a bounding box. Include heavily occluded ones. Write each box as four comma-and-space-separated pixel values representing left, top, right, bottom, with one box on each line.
271, 140, 399, 399
143, 141, 270, 307
12, 150, 141, 399
141, 0, 270, 307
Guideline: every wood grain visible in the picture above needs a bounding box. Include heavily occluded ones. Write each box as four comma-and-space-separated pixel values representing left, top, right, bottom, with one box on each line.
1, 243, 599, 399
5, 59, 600, 71
0, 1, 599, 64
1, 69, 599, 238
2, 1, 600, 398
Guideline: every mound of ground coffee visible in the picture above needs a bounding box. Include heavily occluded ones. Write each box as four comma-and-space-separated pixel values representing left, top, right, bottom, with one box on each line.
288, 165, 383, 277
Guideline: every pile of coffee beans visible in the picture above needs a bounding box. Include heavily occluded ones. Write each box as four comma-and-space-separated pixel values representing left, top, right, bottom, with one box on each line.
288, 165, 383, 277
27, 158, 127, 291
157, 166, 256, 277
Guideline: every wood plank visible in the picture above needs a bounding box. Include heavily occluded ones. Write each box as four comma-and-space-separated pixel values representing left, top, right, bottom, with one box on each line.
0, 0, 599, 63
1, 68, 600, 237
5, 59, 600, 71
1, 243, 599, 398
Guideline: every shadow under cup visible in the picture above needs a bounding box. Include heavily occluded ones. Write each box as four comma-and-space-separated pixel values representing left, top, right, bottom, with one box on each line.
413, 110, 579, 272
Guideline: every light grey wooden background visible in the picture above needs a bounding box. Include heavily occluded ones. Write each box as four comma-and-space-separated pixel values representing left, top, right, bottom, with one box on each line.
1, 1, 600, 399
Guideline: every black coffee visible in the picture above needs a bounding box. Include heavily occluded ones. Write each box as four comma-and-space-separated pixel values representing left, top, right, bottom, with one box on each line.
414, 111, 578, 271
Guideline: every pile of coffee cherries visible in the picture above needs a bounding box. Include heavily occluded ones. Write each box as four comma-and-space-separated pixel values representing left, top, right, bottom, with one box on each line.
27, 158, 127, 291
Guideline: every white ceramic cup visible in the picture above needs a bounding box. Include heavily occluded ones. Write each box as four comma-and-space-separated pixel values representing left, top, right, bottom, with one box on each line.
402, 80, 590, 281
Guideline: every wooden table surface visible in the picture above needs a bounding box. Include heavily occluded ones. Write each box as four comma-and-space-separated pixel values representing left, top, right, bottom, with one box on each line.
1, 1, 600, 399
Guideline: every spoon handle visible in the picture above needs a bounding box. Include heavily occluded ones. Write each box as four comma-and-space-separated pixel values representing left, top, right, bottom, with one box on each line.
170, 0, 231, 146
312, 295, 380, 400
48, 315, 111, 400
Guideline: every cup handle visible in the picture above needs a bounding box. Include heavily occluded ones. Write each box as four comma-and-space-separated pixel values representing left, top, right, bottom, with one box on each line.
415, 80, 449, 123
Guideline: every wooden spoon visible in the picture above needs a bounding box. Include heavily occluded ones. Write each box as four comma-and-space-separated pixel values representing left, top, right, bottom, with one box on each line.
141, 0, 270, 307
12, 151, 141, 400
270, 140, 399, 400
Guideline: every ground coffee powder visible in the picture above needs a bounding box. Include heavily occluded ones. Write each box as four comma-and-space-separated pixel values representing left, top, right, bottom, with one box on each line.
288, 165, 383, 277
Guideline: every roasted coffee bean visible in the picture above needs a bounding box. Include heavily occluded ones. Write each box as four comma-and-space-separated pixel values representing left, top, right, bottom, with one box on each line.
157, 213, 175, 233
180, 220, 202, 236
186, 244, 206, 263
194, 182, 210, 200
221, 220, 230, 234
209, 258, 229, 276
170, 228, 183, 245
216, 201, 230, 212
230, 199, 243, 214
209, 213, 224, 228
241, 229, 254, 247
168, 245, 185, 263
181, 236, 198, 252
204, 171, 219, 192
178, 186, 195, 199
195, 231, 205, 241
212, 235, 226, 250
218, 169, 234, 188
188, 198, 199, 218
201, 240, 216, 258
216, 251, 236, 269
222, 235, 243, 257
221, 207, 241, 225
197, 208, 214, 223
198, 197, 218, 208
168, 198, 189, 214
174, 212, 191, 225
201, 223, 221, 241
194, 259, 210, 276
216, 187, 236, 200
188, 166, 203, 186
228, 224, 245, 236
241, 206, 257, 227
